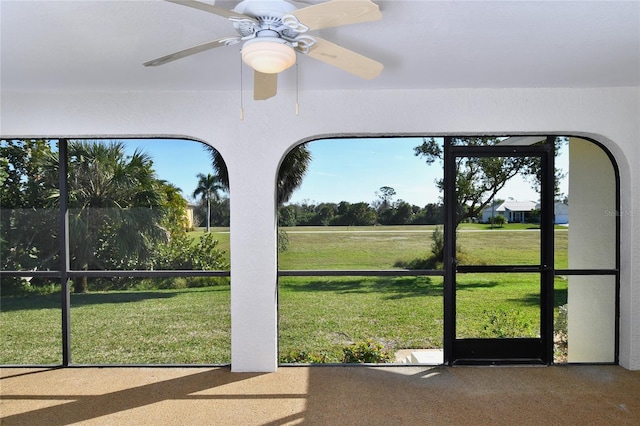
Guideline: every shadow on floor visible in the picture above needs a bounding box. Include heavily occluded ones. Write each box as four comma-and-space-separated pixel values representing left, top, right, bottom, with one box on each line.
2, 365, 639, 425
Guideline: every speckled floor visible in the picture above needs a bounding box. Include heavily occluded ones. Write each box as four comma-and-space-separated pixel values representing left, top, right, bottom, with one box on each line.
2, 365, 639, 425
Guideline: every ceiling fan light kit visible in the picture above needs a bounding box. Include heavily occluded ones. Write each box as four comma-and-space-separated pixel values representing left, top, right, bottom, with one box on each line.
241, 38, 296, 74
145, 0, 383, 100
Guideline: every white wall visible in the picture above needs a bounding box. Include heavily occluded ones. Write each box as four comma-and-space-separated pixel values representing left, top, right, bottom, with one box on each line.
568, 138, 617, 362
2, 87, 638, 371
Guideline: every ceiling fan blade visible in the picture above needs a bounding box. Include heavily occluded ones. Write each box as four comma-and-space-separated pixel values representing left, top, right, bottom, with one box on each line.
143, 37, 240, 67
291, 0, 381, 31
165, 0, 257, 21
254, 71, 278, 100
305, 36, 383, 80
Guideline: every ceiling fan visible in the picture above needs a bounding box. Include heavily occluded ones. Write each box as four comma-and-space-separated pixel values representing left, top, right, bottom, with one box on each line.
144, 0, 383, 100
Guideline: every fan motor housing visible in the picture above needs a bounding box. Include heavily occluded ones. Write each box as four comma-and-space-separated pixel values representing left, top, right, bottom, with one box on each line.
233, 1, 300, 40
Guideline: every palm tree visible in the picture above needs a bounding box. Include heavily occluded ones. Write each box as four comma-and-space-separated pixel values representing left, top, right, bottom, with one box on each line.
192, 173, 225, 232
206, 143, 311, 205
276, 145, 312, 204
48, 140, 167, 292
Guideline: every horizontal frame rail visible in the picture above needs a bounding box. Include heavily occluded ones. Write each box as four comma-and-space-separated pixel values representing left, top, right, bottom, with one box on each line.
3, 269, 617, 278
456, 265, 546, 273
1, 270, 230, 278
448, 144, 553, 156
0, 271, 62, 278
278, 269, 444, 277
554, 269, 618, 275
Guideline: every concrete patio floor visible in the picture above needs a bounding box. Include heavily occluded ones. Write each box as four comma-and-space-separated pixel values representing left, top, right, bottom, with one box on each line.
1, 365, 639, 425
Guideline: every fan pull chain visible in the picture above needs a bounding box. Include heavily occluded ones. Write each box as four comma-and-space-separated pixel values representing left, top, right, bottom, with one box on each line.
239, 53, 244, 120
295, 62, 300, 116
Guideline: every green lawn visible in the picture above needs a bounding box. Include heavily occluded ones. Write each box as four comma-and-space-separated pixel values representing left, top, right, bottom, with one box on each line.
279, 226, 437, 270
0, 295, 62, 364
278, 224, 567, 361
279, 275, 445, 362
279, 224, 568, 269
1, 286, 230, 365
1, 224, 568, 365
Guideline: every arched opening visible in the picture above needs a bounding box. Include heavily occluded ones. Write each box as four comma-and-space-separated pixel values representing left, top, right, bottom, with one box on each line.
276, 135, 619, 365
1, 138, 231, 365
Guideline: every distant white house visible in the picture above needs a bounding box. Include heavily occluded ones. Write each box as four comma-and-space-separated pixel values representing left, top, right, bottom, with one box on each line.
481, 200, 569, 224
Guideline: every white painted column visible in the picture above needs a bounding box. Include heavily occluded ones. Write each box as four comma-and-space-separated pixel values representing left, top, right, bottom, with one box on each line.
227, 140, 279, 372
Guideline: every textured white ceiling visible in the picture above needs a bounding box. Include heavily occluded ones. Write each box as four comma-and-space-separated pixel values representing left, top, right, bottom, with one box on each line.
1, 0, 639, 92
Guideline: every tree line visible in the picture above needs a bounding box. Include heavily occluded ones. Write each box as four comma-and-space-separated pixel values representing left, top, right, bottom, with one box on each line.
278, 199, 444, 227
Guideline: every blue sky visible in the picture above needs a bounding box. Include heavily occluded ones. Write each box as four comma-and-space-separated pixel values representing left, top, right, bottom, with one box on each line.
287, 137, 568, 206
288, 138, 442, 206
123, 137, 568, 206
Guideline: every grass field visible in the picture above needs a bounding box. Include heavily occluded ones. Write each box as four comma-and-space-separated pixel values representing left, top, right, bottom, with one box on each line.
1, 224, 568, 365
279, 275, 445, 361
1, 286, 231, 364
279, 224, 568, 269
278, 225, 567, 361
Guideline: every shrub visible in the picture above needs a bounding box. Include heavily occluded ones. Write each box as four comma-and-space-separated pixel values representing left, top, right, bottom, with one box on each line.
429, 225, 465, 262
342, 340, 392, 363
280, 340, 393, 364
491, 214, 507, 228
430, 225, 444, 260
187, 276, 230, 288
554, 304, 568, 362
154, 232, 229, 271
555, 304, 568, 335
481, 309, 536, 338
0, 276, 60, 296
280, 350, 328, 364
278, 229, 290, 252
395, 225, 465, 269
